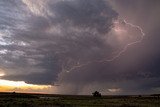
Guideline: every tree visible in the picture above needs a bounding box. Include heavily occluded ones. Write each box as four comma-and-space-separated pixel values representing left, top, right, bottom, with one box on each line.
92, 91, 101, 97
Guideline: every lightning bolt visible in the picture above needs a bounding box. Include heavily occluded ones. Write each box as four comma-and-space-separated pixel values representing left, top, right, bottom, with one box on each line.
100, 19, 145, 62
63, 19, 145, 73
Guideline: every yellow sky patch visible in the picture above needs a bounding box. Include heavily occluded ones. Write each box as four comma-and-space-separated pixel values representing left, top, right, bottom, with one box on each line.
0, 79, 53, 93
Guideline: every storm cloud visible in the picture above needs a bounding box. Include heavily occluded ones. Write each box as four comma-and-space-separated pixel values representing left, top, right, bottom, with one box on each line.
0, 0, 118, 84
0, 0, 160, 95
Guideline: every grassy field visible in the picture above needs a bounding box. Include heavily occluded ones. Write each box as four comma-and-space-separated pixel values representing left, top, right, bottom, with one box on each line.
0, 92, 159, 107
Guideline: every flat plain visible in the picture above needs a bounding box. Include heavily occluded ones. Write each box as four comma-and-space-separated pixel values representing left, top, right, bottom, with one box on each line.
0, 92, 159, 107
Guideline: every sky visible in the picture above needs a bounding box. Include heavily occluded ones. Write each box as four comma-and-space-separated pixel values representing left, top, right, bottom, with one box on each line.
0, 0, 160, 95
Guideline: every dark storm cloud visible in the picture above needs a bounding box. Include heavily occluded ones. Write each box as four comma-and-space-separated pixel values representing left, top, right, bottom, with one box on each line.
52, 0, 117, 34
54, 0, 160, 94
0, 0, 118, 86
105, 0, 160, 94
1, 0, 160, 95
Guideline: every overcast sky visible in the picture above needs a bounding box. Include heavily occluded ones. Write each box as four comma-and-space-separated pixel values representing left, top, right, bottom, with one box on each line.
0, 0, 160, 95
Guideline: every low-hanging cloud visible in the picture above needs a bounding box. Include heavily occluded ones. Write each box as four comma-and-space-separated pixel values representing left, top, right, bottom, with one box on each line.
0, 0, 159, 95
0, 0, 118, 85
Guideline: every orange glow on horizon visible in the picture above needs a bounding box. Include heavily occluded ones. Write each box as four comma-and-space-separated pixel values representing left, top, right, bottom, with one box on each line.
0, 69, 53, 93
0, 79, 52, 93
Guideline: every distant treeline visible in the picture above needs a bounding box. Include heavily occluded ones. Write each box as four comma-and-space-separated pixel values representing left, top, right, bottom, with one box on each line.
0, 92, 38, 98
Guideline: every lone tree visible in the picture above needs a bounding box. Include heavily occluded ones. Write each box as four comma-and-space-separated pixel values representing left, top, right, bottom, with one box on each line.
92, 91, 101, 97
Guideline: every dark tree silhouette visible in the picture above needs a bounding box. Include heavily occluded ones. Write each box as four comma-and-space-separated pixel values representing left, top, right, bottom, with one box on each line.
92, 91, 101, 97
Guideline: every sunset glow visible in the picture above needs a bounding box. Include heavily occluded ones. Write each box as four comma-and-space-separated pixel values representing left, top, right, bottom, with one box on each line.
0, 79, 52, 92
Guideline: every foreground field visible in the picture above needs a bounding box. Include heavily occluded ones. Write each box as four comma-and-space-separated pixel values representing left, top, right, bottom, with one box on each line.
0, 92, 159, 107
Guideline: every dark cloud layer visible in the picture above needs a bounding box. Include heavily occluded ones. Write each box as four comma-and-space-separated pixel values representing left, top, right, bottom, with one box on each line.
0, 0, 160, 95
0, 0, 118, 85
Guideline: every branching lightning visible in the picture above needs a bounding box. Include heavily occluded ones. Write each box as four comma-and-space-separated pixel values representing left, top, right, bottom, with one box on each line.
63, 19, 145, 73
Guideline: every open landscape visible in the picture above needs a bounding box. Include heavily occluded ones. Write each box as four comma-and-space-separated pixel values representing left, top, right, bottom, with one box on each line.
0, 92, 159, 107
0, 0, 160, 107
